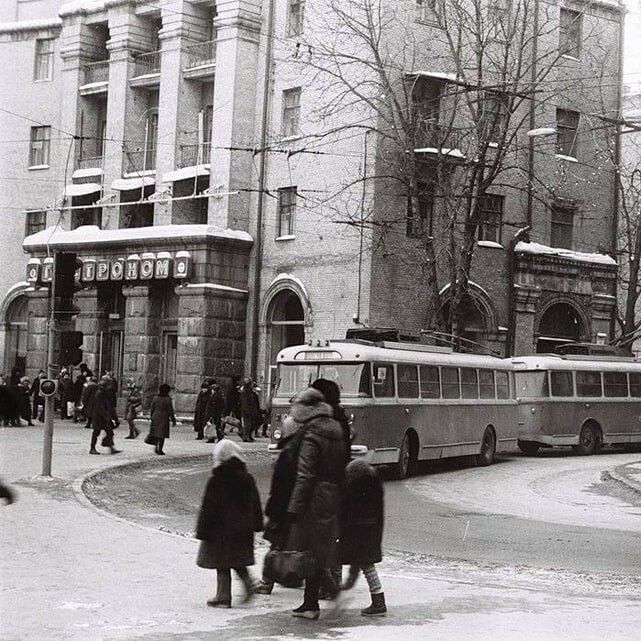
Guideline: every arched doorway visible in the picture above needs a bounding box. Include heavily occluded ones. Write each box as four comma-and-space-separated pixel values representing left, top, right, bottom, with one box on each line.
536, 302, 585, 353
4, 296, 28, 376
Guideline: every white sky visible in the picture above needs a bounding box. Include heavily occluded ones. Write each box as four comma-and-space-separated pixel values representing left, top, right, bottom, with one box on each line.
625, 0, 641, 85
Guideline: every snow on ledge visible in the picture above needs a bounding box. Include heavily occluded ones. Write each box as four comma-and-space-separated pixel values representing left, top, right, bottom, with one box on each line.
72, 167, 103, 179
59, 1, 106, 18
162, 165, 210, 184
514, 241, 616, 266
477, 240, 504, 249
23, 224, 253, 251
415, 147, 465, 159
183, 283, 248, 294
0, 19, 62, 34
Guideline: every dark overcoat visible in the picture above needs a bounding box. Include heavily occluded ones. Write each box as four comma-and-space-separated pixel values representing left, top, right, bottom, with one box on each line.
340, 465, 384, 566
193, 390, 210, 432
91, 387, 118, 431
82, 381, 98, 416
285, 388, 346, 570
149, 395, 176, 439
195, 458, 263, 569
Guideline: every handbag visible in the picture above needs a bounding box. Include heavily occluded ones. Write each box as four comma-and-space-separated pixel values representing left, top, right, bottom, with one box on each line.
144, 432, 156, 446
263, 548, 317, 588
203, 421, 217, 440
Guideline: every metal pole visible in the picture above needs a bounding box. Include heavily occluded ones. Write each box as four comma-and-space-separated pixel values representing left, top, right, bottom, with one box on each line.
42, 250, 57, 477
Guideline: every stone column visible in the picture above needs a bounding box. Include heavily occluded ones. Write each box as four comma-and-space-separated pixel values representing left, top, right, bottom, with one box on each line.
514, 287, 541, 356
591, 293, 616, 342
122, 285, 161, 407
174, 284, 248, 414
208, 0, 262, 231
24, 289, 50, 378
74, 288, 109, 374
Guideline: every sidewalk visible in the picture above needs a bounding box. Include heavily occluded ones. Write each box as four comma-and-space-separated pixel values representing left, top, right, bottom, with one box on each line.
2, 421, 641, 641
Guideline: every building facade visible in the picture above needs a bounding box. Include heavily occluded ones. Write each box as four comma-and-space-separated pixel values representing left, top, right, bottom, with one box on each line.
0, 0, 626, 412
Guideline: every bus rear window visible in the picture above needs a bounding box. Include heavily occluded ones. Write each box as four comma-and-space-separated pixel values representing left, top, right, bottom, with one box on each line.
551, 371, 574, 397
603, 372, 628, 397
276, 363, 371, 398
515, 371, 548, 398
441, 367, 460, 399
630, 373, 641, 397
397, 364, 419, 398
576, 371, 602, 397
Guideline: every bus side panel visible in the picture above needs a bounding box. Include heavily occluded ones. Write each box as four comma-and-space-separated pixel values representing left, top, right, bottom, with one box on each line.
350, 403, 408, 464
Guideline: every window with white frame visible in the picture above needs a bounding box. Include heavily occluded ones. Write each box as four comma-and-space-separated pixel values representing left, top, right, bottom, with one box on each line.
34, 38, 54, 81
25, 210, 46, 237
559, 8, 582, 59
477, 194, 504, 243
277, 187, 297, 237
282, 88, 301, 137
556, 108, 579, 158
288, 0, 305, 37
29, 126, 51, 167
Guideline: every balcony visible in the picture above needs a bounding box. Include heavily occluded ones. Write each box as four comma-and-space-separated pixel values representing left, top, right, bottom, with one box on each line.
183, 40, 216, 80
79, 60, 109, 95
76, 155, 104, 173
179, 142, 211, 168
130, 51, 161, 87
125, 148, 156, 174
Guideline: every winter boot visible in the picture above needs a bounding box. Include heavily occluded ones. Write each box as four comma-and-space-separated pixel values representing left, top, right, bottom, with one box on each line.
361, 592, 386, 617
254, 580, 273, 595
89, 448, 100, 455
292, 603, 320, 620
109, 446, 122, 455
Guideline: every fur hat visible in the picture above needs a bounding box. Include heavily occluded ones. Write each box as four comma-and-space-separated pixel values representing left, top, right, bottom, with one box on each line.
212, 439, 245, 468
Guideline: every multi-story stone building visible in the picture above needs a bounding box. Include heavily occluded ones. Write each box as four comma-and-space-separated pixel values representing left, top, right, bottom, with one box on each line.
0, 0, 626, 412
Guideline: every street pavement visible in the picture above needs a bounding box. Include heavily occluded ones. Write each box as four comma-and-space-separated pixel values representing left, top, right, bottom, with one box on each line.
2, 420, 641, 641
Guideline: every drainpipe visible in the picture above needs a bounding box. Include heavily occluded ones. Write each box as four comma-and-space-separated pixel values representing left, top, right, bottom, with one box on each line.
250, 0, 275, 380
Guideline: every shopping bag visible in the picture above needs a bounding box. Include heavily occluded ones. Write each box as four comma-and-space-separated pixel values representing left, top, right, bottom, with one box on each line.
263, 549, 317, 588
66, 401, 75, 416
144, 433, 156, 446
203, 422, 217, 440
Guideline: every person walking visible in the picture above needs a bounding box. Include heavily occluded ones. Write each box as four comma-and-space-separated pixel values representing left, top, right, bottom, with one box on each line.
148, 383, 176, 455
81, 376, 98, 429
224, 375, 241, 432
124, 379, 142, 439
195, 440, 263, 608
205, 383, 226, 443
283, 387, 346, 620
239, 378, 260, 443
29, 370, 45, 423
339, 459, 387, 616
193, 381, 211, 440
59, 372, 74, 420
89, 376, 121, 455
17, 377, 33, 426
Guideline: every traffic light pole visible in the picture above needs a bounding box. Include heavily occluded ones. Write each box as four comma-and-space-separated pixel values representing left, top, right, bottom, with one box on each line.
42, 250, 57, 477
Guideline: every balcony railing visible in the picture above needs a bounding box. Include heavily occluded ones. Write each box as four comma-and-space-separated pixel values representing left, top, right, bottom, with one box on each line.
179, 142, 211, 168
125, 148, 157, 173
77, 155, 104, 171
185, 40, 216, 69
83, 60, 109, 85
133, 50, 161, 77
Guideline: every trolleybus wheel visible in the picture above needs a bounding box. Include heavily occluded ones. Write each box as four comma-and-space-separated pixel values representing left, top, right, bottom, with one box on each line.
518, 440, 540, 456
476, 427, 496, 467
394, 433, 415, 480
573, 423, 601, 456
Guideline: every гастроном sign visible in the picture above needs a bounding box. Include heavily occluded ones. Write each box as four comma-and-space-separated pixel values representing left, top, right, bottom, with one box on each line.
26, 251, 192, 284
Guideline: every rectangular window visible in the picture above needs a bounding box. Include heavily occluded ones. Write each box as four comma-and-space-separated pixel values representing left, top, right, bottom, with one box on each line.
372, 363, 395, 398
603, 372, 628, 398
559, 8, 582, 59
412, 78, 441, 147
576, 371, 602, 397
550, 370, 574, 397
479, 370, 496, 399
25, 210, 46, 237
419, 365, 440, 398
556, 108, 579, 158
481, 93, 508, 143
416, 0, 438, 22
34, 38, 54, 81
441, 367, 461, 399
629, 373, 641, 397
478, 194, 503, 244
29, 126, 51, 167
397, 364, 419, 398
550, 203, 575, 249
282, 88, 301, 137
496, 371, 510, 399
288, 0, 305, 37
203, 104, 213, 143
277, 186, 297, 237
407, 181, 434, 238
460, 368, 479, 399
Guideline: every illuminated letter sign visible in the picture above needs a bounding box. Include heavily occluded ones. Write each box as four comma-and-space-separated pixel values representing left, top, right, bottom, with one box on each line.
111, 258, 125, 281
96, 259, 110, 281
125, 255, 140, 280
155, 255, 171, 279
41, 258, 54, 283
174, 252, 191, 279
26, 260, 41, 283
140, 254, 155, 280
82, 260, 96, 282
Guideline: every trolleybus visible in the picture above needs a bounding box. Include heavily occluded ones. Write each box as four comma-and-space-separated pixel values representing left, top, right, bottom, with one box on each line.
268, 340, 519, 478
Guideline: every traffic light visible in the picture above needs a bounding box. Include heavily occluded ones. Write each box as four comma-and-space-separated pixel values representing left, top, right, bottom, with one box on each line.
39, 379, 57, 397
54, 252, 82, 319
60, 330, 83, 366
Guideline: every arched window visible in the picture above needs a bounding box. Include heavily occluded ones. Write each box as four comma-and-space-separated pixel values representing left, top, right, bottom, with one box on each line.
536, 302, 585, 353
4, 296, 28, 376
267, 289, 305, 366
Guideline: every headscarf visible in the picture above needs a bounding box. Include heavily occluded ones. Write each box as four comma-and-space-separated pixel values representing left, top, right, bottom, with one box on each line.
212, 439, 245, 468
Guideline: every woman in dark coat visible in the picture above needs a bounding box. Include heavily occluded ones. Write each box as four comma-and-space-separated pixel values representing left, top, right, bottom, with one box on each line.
239, 378, 260, 442
193, 381, 211, 440
89, 377, 121, 455
340, 459, 386, 616
284, 387, 346, 620
310, 378, 352, 464
196, 440, 263, 608
149, 383, 176, 455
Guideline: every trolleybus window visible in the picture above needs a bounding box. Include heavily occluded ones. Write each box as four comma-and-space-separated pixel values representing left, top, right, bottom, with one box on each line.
275, 363, 370, 398
629, 372, 641, 397
419, 365, 440, 399
514, 371, 548, 398
461, 368, 478, 399
479, 369, 496, 399
550, 370, 574, 397
397, 364, 419, 398
576, 371, 602, 397
373, 363, 395, 398
496, 370, 510, 398
603, 371, 628, 397
442, 367, 461, 399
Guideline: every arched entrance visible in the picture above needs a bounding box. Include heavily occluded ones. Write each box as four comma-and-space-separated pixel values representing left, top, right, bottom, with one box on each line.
536, 302, 586, 353
4, 295, 28, 376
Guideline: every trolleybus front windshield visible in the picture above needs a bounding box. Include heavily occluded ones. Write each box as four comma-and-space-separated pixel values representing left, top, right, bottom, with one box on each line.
276, 363, 371, 398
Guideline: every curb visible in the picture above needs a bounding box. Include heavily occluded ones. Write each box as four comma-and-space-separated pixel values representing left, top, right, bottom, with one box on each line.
608, 461, 641, 495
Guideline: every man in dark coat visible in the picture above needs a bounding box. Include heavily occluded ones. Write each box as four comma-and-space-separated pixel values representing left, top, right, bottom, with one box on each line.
81, 376, 98, 429
284, 387, 346, 619
29, 370, 45, 422
224, 375, 241, 420
239, 378, 260, 443
148, 383, 176, 455
206, 384, 226, 443
193, 381, 211, 440
89, 376, 121, 455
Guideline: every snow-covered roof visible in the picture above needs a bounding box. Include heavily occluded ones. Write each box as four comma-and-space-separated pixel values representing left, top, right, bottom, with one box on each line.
162, 164, 210, 184
184, 283, 248, 294
415, 147, 465, 159
515, 241, 617, 266
23, 224, 254, 252
407, 70, 459, 82
72, 167, 103, 179
64, 183, 101, 198
111, 176, 156, 191
0, 18, 62, 34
